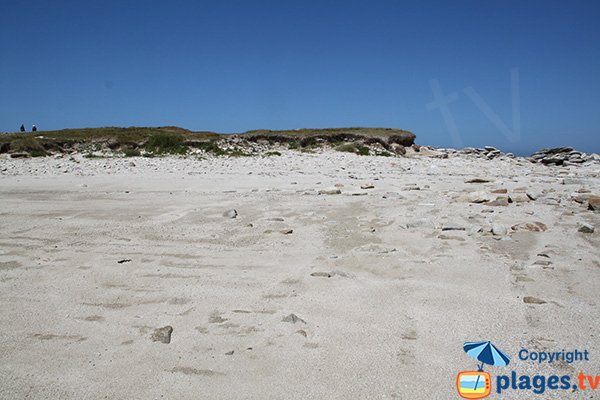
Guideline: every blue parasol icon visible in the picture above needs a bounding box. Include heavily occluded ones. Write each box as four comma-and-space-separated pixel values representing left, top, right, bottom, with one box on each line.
464, 341, 511, 370
463, 341, 511, 392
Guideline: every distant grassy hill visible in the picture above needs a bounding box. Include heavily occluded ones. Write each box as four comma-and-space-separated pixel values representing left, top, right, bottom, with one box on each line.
0, 126, 416, 157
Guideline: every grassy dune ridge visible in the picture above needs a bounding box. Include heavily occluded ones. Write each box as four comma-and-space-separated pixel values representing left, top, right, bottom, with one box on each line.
0, 126, 416, 157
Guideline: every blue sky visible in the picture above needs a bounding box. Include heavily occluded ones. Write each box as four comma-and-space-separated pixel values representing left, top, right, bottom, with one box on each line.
1, 0, 599, 154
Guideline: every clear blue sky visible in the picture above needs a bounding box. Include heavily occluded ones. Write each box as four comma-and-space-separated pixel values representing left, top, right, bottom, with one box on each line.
1, 0, 599, 154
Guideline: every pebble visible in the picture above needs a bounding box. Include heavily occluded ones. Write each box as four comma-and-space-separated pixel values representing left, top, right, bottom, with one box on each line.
491, 225, 508, 236
406, 218, 436, 229
578, 223, 595, 233
360, 184, 375, 189
523, 296, 547, 305
282, 314, 306, 324
318, 188, 341, 195
151, 326, 173, 344
223, 209, 238, 218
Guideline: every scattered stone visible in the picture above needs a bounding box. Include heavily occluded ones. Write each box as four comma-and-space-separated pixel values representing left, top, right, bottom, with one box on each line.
438, 234, 465, 241
310, 272, 332, 278
282, 314, 306, 324
465, 178, 491, 183
578, 223, 595, 233
456, 191, 493, 203
486, 197, 509, 207
511, 222, 548, 232
491, 225, 507, 236
509, 193, 531, 203
296, 330, 308, 338
441, 224, 465, 231
382, 192, 404, 199
523, 296, 547, 305
588, 196, 600, 212
360, 184, 375, 189
318, 188, 341, 195
117, 259, 132, 264
533, 259, 552, 266
491, 188, 508, 194
129, 161, 136, 167
350, 192, 368, 196
151, 326, 173, 344
406, 218, 436, 229
280, 229, 293, 235
223, 209, 238, 218
268, 217, 285, 222
225, 350, 234, 356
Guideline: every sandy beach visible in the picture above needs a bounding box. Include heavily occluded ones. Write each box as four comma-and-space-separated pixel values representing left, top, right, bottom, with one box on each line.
1, 150, 599, 399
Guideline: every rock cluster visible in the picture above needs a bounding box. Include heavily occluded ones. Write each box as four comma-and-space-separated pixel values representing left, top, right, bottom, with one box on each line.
528, 147, 600, 166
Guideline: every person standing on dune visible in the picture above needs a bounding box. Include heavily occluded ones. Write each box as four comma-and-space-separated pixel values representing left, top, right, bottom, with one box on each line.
32, 125, 37, 132
20, 124, 25, 132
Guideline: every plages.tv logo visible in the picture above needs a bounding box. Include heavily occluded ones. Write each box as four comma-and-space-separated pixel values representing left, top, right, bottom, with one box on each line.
456, 341, 511, 399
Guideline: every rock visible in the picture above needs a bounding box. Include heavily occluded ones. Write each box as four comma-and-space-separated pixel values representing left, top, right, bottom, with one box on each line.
310, 272, 332, 278
491, 225, 507, 236
128, 161, 136, 167
578, 223, 595, 233
456, 191, 493, 203
491, 188, 508, 194
282, 314, 306, 324
280, 229, 293, 235
465, 178, 491, 183
151, 326, 173, 344
486, 197, 509, 207
117, 259, 132, 264
225, 350, 234, 355
441, 224, 465, 231
391, 143, 406, 155
10, 152, 30, 158
523, 296, 546, 305
588, 196, 600, 212
509, 193, 531, 203
360, 184, 375, 189
533, 259, 552, 266
406, 218, 436, 229
382, 192, 404, 199
223, 209, 238, 218
318, 188, 341, 195
511, 222, 548, 232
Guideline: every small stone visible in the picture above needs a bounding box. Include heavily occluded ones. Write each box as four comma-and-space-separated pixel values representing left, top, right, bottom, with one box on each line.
523, 296, 546, 305
129, 161, 136, 167
491, 225, 507, 236
486, 197, 509, 207
465, 178, 491, 183
491, 188, 508, 194
406, 218, 436, 229
533, 259, 552, 266
511, 222, 548, 232
360, 184, 375, 189
588, 196, 600, 212
318, 188, 341, 195
509, 193, 531, 203
282, 314, 306, 324
578, 223, 595, 233
151, 326, 173, 344
310, 272, 332, 278
223, 209, 238, 218
225, 350, 234, 355
382, 192, 404, 199
441, 224, 465, 231
280, 229, 293, 235
117, 259, 132, 264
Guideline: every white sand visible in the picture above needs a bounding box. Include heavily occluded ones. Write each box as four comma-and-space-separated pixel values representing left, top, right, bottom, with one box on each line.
1, 151, 599, 399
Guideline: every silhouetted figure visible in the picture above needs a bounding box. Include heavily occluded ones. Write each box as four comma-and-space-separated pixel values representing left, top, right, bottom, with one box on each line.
32, 125, 37, 132
20, 124, 25, 132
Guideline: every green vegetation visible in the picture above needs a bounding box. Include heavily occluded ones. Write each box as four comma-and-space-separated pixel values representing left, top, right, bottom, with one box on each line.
123, 147, 141, 157
334, 142, 370, 156
10, 137, 47, 157
146, 133, 187, 155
